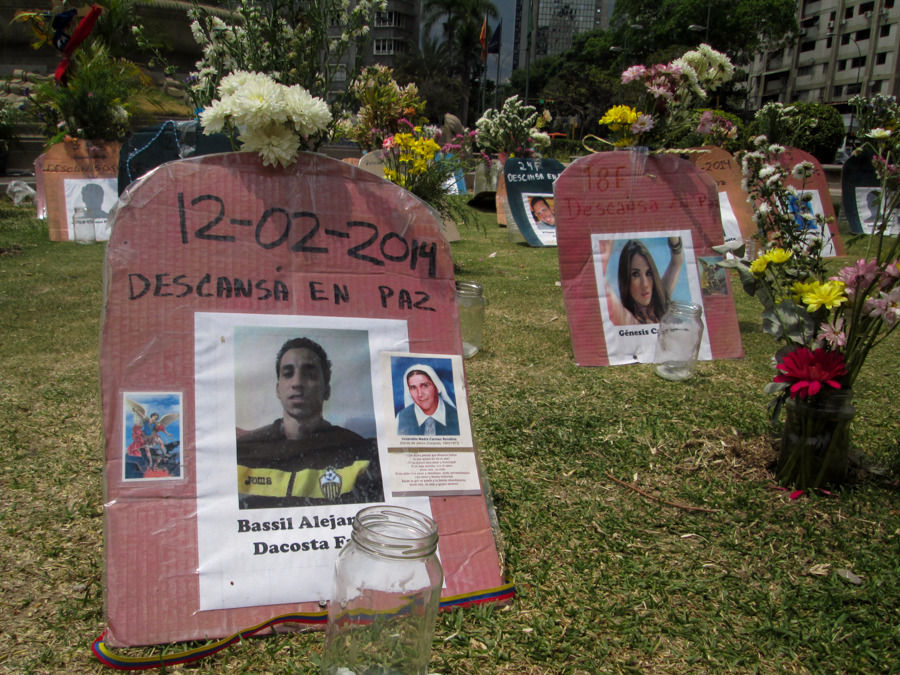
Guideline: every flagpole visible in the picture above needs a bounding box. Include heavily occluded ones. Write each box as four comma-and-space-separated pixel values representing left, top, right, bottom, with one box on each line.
494, 26, 501, 109
524, 0, 533, 106
479, 15, 488, 113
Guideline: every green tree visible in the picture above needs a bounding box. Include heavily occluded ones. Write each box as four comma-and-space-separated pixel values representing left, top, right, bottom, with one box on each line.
422, 0, 498, 123
505, 29, 622, 138
394, 36, 465, 123
610, 0, 798, 66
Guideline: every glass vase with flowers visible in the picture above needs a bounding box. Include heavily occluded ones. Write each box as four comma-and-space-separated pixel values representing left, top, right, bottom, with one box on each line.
720, 112, 900, 489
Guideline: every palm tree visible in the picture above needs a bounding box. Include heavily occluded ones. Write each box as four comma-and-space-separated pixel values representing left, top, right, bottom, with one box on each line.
394, 36, 465, 122
421, 0, 499, 123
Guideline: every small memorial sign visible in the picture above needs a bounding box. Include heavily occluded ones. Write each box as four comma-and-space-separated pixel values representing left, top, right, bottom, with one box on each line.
556, 150, 744, 367
100, 152, 505, 646
504, 157, 565, 247
841, 148, 900, 235
687, 147, 756, 248
40, 139, 119, 241
780, 147, 846, 256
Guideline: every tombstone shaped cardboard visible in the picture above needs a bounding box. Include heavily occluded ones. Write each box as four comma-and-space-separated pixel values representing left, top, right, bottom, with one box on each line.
555, 151, 744, 366
100, 151, 506, 647
778, 147, 846, 257
496, 154, 509, 226
358, 149, 387, 178
841, 148, 900, 235
41, 139, 119, 241
504, 157, 565, 247
686, 148, 757, 246
117, 121, 232, 195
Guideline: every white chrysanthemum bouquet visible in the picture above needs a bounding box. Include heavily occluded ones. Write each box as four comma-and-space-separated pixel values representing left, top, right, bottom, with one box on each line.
199, 71, 332, 167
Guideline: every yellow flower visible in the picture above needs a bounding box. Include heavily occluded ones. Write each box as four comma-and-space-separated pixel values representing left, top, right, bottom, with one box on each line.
801, 280, 847, 312
749, 256, 769, 274
764, 248, 792, 264
791, 281, 815, 302
599, 105, 639, 127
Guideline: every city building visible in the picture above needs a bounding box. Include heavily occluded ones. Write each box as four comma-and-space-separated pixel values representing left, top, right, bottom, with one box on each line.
746, 0, 899, 124
512, 0, 613, 71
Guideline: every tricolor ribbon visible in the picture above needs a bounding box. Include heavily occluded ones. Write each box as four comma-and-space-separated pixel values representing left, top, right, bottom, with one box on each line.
55, 5, 103, 84
92, 582, 515, 670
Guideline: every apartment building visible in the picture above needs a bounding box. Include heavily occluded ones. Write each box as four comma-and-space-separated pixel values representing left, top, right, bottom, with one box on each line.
747, 0, 899, 115
513, 0, 613, 71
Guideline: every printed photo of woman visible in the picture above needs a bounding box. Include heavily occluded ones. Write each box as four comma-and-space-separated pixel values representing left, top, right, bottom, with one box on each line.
598, 237, 685, 325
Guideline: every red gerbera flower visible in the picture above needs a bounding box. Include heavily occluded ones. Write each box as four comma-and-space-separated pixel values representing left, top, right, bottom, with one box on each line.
774, 347, 847, 399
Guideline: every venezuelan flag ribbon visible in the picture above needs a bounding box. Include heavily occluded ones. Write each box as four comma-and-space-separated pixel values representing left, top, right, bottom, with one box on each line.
54, 5, 103, 83
92, 582, 515, 670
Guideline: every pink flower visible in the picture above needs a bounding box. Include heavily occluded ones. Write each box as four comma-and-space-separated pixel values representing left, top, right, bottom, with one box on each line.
696, 110, 714, 135
774, 347, 847, 399
647, 84, 675, 101
382, 136, 395, 150
832, 259, 879, 297
880, 260, 900, 290
621, 65, 647, 84
818, 317, 846, 349
864, 287, 900, 326
631, 114, 655, 134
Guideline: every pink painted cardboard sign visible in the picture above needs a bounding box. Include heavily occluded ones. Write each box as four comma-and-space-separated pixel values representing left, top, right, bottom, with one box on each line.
100, 152, 505, 647
41, 139, 119, 241
556, 150, 744, 367
779, 146, 846, 257
687, 147, 757, 245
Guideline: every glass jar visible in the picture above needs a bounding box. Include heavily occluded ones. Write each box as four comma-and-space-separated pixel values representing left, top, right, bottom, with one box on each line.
654, 302, 704, 381
72, 207, 96, 244
322, 506, 443, 675
456, 280, 485, 358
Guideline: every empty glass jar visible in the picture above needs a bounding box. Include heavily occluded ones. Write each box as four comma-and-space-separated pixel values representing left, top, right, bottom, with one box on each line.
322, 506, 443, 675
456, 280, 485, 358
654, 301, 704, 381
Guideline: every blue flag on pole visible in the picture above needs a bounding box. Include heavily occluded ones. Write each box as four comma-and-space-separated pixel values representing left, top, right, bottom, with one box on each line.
488, 19, 502, 54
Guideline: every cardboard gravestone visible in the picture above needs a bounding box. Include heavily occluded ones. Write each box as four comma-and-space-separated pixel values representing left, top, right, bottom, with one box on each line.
358, 149, 386, 178
555, 150, 744, 366
780, 147, 846, 256
687, 148, 757, 247
40, 139, 119, 241
841, 148, 900, 235
496, 154, 509, 226
100, 151, 507, 647
503, 157, 565, 247
33, 153, 47, 220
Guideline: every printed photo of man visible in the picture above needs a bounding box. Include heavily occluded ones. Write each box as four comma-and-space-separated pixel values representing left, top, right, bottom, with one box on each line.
236, 336, 384, 509
530, 196, 556, 228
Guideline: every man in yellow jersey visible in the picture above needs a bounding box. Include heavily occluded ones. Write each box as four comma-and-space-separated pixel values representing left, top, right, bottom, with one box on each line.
236, 337, 384, 509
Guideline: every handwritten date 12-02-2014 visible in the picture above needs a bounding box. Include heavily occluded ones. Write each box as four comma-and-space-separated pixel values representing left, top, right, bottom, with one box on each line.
176, 192, 439, 278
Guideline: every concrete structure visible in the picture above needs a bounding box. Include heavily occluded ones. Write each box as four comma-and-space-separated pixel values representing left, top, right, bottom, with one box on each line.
746, 0, 900, 120
513, 0, 612, 71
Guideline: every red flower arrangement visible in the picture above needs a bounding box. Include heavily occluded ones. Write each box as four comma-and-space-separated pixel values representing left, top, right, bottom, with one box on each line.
773, 347, 847, 400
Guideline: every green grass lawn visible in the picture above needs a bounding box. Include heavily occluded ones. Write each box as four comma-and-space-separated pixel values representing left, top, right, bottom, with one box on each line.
1, 199, 898, 674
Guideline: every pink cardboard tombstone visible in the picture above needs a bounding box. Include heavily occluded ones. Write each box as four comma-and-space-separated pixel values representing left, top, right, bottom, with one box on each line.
687, 147, 757, 245
556, 150, 744, 367
41, 139, 119, 241
100, 152, 507, 647
779, 147, 846, 257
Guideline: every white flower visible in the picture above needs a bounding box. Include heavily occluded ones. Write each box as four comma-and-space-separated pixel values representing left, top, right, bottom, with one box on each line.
227, 78, 288, 129
284, 86, 332, 136
199, 99, 229, 133
867, 127, 892, 139
792, 161, 815, 180
239, 123, 301, 168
